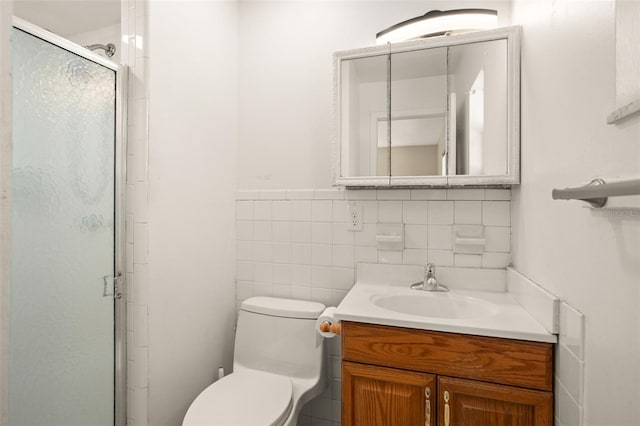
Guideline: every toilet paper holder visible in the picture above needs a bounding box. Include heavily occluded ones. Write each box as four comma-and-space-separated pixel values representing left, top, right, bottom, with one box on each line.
319, 321, 342, 335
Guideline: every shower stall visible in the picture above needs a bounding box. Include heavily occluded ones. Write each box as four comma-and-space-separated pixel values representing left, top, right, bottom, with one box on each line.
9, 18, 126, 426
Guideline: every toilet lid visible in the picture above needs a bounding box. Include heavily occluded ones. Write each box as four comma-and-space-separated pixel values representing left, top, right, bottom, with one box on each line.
182, 370, 293, 426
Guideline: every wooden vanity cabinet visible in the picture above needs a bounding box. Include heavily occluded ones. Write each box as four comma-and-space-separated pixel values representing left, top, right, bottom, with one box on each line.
341, 321, 553, 426
437, 376, 553, 426
343, 362, 435, 426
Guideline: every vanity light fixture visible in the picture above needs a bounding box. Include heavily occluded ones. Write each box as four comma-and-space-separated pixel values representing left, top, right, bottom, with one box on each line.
375, 9, 498, 45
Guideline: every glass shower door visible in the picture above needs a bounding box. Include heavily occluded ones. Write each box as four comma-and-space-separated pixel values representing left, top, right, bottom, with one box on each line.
10, 25, 118, 426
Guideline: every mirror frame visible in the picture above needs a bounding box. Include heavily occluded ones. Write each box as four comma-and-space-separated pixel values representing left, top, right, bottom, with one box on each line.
332, 26, 521, 187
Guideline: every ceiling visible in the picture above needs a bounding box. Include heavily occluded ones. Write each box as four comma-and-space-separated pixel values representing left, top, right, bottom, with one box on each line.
14, 0, 120, 36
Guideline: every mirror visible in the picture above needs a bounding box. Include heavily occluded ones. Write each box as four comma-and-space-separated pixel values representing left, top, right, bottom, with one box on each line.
448, 39, 508, 177
340, 54, 389, 181
333, 26, 520, 187
389, 47, 448, 177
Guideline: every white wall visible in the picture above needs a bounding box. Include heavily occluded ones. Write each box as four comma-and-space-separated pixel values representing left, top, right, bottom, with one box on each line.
237, 1, 512, 190
147, 2, 238, 425
510, 1, 640, 425
0, 2, 12, 424
615, 0, 640, 107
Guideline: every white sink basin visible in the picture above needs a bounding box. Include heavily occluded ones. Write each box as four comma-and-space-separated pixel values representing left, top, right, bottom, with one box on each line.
372, 292, 497, 319
332, 264, 557, 343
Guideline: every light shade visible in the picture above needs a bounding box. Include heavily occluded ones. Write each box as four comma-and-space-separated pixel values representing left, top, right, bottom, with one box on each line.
376, 9, 498, 45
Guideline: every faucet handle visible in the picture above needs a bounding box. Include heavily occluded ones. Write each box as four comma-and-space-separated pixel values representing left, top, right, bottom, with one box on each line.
426, 263, 436, 275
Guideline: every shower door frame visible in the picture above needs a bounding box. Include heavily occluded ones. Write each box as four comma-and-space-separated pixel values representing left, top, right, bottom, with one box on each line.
11, 17, 128, 426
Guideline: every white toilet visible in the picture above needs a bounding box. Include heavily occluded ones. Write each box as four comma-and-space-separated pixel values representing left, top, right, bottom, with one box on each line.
182, 296, 327, 426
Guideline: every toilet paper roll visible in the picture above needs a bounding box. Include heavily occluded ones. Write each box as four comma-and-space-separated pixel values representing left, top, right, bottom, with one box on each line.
316, 307, 339, 339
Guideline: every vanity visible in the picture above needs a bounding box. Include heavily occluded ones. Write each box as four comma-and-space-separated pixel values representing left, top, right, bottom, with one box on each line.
334, 266, 556, 426
331, 24, 552, 425
342, 324, 552, 426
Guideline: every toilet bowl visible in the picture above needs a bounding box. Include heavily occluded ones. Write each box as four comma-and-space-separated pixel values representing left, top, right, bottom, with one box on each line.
182, 297, 327, 426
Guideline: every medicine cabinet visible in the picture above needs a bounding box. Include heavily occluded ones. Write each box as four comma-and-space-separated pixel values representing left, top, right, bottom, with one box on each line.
332, 26, 521, 187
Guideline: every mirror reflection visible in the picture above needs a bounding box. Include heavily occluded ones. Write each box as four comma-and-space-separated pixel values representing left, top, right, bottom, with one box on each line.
340, 54, 389, 178
378, 115, 445, 176
336, 31, 515, 185
448, 39, 508, 176
389, 47, 448, 177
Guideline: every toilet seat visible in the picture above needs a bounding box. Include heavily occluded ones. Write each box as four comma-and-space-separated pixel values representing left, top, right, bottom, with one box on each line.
182, 370, 293, 426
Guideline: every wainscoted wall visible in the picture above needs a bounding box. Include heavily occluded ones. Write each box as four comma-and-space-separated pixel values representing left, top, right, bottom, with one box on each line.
235, 187, 511, 425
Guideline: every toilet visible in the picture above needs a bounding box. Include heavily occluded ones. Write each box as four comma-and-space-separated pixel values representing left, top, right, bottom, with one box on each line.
182, 297, 328, 426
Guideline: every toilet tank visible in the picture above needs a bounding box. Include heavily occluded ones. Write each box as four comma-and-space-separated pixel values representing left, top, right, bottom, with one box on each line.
233, 297, 326, 380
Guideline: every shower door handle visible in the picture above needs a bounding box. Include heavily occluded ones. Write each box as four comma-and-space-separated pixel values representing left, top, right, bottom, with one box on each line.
103, 274, 123, 299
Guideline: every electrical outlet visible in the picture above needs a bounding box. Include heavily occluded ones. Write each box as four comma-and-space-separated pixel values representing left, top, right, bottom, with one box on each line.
347, 205, 363, 231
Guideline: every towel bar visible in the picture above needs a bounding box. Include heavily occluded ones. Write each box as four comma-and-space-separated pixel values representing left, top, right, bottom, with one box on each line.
552, 178, 640, 208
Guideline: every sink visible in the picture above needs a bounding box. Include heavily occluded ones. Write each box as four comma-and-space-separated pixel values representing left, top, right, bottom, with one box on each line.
372, 292, 497, 319
333, 264, 558, 342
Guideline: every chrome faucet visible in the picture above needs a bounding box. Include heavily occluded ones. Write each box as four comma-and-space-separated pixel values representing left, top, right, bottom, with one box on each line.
411, 263, 449, 292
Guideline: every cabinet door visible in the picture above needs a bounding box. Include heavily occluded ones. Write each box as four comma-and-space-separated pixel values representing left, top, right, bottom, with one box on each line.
437, 376, 552, 426
343, 361, 435, 426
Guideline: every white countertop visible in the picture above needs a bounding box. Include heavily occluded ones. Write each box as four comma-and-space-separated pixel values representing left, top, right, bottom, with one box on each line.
334, 279, 557, 343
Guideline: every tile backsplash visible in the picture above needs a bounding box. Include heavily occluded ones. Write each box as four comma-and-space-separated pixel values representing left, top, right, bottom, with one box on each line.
236, 188, 511, 309
235, 187, 512, 426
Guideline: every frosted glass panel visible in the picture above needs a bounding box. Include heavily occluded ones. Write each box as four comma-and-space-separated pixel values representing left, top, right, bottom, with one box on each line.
10, 28, 116, 426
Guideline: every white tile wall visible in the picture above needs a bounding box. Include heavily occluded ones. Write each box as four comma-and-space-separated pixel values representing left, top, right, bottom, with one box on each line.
235, 188, 512, 425
559, 301, 585, 360
428, 201, 454, 224
506, 268, 583, 426
377, 189, 410, 200
312, 200, 333, 222
483, 201, 511, 226
507, 267, 559, 334
454, 253, 482, 267
402, 201, 428, 224
378, 201, 403, 223
410, 189, 447, 200
454, 201, 482, 224
402, 248, 428, 265
254, 200, 272, 220
556, 301, 586, 426
404, 225, 428, 249
260, 190, 287, 200
122, 0, 150, 424
447, 188, 486, 200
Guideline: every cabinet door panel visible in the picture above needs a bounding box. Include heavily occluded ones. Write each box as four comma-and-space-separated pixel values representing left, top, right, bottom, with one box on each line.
343, 361, 435, 426
438, 376, 552, 426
